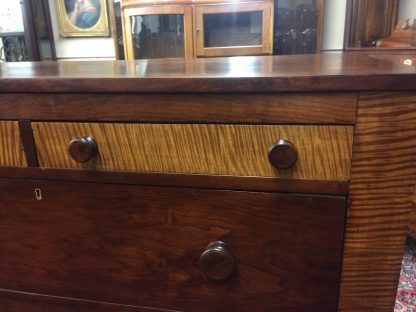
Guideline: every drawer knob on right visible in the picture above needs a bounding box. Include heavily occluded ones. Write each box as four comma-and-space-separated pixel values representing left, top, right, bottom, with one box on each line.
199, 241, 235, 281
68, 136, 98, 163
268, 139, 298, 169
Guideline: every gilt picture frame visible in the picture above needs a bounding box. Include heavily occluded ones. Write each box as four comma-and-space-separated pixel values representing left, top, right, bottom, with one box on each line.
56, 0, 110, 37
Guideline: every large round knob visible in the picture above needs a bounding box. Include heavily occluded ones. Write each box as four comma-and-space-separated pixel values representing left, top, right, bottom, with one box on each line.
268, 139, 298, 169
199, 241, 235, 280
68, 136, 98, 163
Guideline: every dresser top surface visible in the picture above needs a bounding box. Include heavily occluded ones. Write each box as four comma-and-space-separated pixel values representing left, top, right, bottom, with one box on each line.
1, 53, 415, 93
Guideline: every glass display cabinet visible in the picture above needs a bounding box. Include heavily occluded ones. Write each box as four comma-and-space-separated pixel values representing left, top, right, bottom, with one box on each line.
121, 0, 273, 60
273, 0, 324, 55
122, 5, 193, 60
194, 2, 273, 57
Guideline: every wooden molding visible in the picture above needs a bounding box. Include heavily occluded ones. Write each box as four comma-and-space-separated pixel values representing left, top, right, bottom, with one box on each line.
0, 93, 358, 124
0, 167, 350, 195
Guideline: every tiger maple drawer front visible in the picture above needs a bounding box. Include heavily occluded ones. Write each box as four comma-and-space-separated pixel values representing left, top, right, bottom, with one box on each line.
0, 179, 346, 312
0, 121, 26, 167
32, 122, 353, 180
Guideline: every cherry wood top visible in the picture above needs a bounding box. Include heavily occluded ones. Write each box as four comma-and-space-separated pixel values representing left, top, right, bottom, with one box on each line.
0, 53, 415, 93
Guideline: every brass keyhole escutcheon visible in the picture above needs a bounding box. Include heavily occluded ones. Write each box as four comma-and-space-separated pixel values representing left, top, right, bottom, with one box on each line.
35, 188, 43, 201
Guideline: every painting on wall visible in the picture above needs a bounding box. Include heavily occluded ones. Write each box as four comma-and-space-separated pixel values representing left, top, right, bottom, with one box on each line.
56, 0, 110, 37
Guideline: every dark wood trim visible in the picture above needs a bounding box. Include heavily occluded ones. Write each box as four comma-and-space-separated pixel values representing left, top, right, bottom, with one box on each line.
0, 54, 414, 93
343, 0, 356, 51
108, 0, 120, 60
0, 289, 174, 312
1, 74, 416, 94
39, 0, 57, 61
20, 0, 57, 61
21, 0, 41, 61
0, 167, 349, 195
0, 93, 357, 124
385, 0, 398, 35
344, 0, 398, 50
18, 120, 39, 167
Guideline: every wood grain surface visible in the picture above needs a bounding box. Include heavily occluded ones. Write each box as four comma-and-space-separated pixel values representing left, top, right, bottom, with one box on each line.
0, 289, 171, 312
32, 123, 354, 180
344, 0, 398, 50
0, 121, 26, 167
408, 191, 416, 239
18, 120, 39, 167
0, 93, 358, 124
0, 54, 415, 93
339, 92, 416, 311
0, 179, 346, 311
0, 167, 350, 195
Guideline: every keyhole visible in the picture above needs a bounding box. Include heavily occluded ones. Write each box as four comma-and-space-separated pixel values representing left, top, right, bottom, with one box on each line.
35, 188, 43, 200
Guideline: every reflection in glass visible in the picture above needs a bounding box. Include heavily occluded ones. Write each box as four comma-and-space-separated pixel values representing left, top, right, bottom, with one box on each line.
0, 36, 27, 62
203, 11, 263, 48
131, 14, 184, 59
274, 0, 319, 55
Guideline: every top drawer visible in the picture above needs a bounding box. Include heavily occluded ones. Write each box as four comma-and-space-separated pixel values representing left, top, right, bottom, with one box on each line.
32, 122, 353, 180
0, 121, 26, 167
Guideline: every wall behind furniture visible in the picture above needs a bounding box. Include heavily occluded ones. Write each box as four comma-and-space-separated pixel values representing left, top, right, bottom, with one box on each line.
47, 0, 116, 60
321, 0, 347, 51
398, 0, 416, 21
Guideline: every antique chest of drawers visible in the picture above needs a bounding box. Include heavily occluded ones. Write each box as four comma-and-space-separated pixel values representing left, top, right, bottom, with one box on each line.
0, 53, 415, 312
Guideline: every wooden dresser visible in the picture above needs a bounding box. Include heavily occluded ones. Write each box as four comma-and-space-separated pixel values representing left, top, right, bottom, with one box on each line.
0, 53, 415, 311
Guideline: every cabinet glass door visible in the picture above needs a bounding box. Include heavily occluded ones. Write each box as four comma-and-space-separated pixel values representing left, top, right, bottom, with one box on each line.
195, 2, 273, 57
274, 0, 323, 55
123, 7, 192, 60
203, 11, 263, 48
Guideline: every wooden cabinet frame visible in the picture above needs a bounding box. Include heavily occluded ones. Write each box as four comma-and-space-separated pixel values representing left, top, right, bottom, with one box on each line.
121, 0, 273, 59
194, 2, 273, 57
344, 0, 399, 50
273, 0, 324, 54
122, 6, 193, 60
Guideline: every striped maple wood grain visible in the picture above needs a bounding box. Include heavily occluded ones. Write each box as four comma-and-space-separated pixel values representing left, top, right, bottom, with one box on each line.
32, 123, 353, 180
339, 92, 416, 311
0, 121, 26, 167
408, 192, 416, 239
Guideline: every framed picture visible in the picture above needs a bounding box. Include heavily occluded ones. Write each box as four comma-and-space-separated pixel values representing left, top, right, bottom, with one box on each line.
56, 0, 110, 37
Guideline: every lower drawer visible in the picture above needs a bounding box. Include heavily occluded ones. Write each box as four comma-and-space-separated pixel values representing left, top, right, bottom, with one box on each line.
0, 179, 346, 311
0, 289, 158, 312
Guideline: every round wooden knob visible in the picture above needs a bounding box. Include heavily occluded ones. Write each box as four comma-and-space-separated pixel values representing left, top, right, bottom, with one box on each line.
268, 139, 298, 169
199, 241, 235, 280
68, 136, 98, 163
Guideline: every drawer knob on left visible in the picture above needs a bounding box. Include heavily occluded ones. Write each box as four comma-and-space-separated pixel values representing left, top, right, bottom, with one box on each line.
199, 241, 235, 281
268, 139, 298, 169
68, 136, 98, 163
